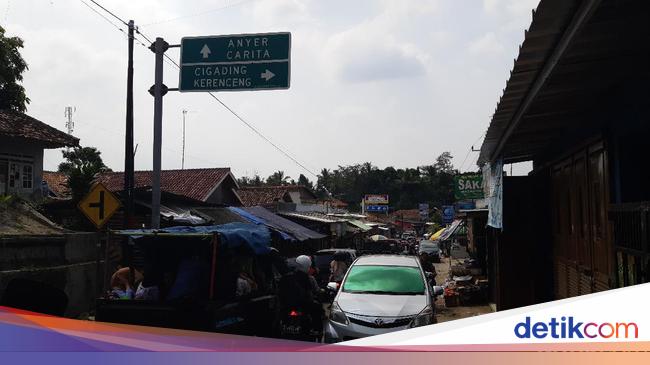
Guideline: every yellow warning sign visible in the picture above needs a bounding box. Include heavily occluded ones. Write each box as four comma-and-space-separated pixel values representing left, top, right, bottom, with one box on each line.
77, 182, 121, 228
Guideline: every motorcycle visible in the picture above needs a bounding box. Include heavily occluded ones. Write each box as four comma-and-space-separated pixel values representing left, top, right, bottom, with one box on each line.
278, 307, 319, 341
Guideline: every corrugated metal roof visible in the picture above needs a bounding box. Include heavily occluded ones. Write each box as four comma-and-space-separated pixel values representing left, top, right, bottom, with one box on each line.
238, 206, 326, 241
479, 0, 650, 165
279, 211, 347, 223
346, 219, 372, 232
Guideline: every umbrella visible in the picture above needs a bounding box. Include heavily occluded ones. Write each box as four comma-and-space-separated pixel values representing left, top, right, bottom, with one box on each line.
429, 228, 445, 241
369, 234, 388, 241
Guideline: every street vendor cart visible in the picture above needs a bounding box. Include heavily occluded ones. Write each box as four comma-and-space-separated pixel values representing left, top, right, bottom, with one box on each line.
95, 222, 284, 337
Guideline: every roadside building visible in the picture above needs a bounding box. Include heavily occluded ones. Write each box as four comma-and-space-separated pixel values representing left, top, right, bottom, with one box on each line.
237, 185, 318, 211
477, 0, 650, 310
42, 171, 69, 198
0, 111, 78, 198
278, 211, 354, 248
100, 168, 242, 206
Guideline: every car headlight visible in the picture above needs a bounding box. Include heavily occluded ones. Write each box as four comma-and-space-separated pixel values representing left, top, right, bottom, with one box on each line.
409, 305, 433, 328
330, 301, 349, 325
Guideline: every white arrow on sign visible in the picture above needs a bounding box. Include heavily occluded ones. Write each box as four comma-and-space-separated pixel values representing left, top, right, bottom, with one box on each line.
200, 44, 211, 59
260, 69, 275, 81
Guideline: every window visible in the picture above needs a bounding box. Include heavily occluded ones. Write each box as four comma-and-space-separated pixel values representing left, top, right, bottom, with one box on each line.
22, 164, 33, 189
343, 265, 425, 294
8, 163, 17, 188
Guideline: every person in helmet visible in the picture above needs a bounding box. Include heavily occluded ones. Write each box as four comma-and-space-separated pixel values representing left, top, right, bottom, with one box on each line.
295, 255, 320, 296
277, 255, 324, 333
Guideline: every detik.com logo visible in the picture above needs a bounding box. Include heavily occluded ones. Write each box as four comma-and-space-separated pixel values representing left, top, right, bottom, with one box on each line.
514, 317, 638, 339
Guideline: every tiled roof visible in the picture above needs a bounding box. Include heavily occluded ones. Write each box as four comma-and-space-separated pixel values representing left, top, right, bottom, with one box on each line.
0, 110, 79, 148
391, 209, 422, 221
42, 171, 69, 197
98, 168, 233, 202
237, 185, 315, 207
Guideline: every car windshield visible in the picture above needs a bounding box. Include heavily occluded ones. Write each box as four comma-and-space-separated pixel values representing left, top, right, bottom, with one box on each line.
419, 241, 439, 252
342, 265, 425, 295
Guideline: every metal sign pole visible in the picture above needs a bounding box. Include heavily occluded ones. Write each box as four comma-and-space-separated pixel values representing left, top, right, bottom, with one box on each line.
149, 37, 169, 229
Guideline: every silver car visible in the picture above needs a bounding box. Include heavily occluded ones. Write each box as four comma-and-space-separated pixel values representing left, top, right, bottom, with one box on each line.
324, 255, 441, 342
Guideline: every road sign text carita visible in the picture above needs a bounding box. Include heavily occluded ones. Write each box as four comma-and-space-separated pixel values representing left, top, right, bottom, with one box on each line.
226, 37, 271, 60
179, 32, 290, 92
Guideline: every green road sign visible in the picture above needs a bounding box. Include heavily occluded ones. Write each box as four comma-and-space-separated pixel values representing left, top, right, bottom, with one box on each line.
454, 174, 484, 200
179, 32, 291, 92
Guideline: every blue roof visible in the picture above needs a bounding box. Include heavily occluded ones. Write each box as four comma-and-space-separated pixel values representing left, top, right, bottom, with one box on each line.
113, 222, 272, 255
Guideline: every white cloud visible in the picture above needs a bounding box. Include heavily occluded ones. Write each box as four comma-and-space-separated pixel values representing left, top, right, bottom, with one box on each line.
468, 32, 505, 55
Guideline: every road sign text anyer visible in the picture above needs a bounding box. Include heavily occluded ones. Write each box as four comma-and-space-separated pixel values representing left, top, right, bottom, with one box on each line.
179, 32, 291, 92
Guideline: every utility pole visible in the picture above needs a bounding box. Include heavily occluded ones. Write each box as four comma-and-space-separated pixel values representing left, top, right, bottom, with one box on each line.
149, 37, 169, 229
182, 109, 187, 169
124, 20, 135, 230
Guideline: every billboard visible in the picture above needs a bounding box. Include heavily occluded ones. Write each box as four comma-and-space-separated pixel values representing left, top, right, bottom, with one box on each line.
454, 174, 484, 200
364, 194, 389, 205
366, 205, 389, 213
442, 205, 455, 224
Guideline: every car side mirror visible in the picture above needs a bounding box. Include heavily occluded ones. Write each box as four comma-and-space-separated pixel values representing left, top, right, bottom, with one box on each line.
432, 286, 444, 296
327, 282, 340, 291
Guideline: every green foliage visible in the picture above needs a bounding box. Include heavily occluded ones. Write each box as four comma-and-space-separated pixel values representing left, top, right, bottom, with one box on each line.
237, 174, 265, 187
297, 174, 313, 190
265, 170, 291, 186
58, 147, 111, 201
236, 152, 458, 213
316, 152, 458, 212
0, 26, 29, 112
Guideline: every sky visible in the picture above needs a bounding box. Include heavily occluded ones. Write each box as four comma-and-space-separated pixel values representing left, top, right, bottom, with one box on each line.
1, 0, 538, 181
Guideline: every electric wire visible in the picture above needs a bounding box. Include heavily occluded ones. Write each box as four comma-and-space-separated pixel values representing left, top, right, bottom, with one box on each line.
82, 0, 320, 179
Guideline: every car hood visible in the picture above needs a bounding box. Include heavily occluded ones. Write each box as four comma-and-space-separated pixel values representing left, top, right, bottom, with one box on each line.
336, 292, 428, 317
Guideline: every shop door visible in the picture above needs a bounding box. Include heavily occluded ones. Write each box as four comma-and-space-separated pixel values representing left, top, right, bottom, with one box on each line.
573, 155, 593, 294
0, 160, 6, 195
588, 144, 611, 292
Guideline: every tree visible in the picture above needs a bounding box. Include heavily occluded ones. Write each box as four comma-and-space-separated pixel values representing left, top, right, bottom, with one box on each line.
297, 174, 313, 190
434, 151, 455, 174
313, 152, 459, 212
266, 170, 290, 186
58, 147, 111, 200
0, 26, 29, 112
238, 174, 264, 187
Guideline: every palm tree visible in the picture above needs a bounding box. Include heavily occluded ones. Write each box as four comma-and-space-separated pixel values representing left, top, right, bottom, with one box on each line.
266, 170, 291, 186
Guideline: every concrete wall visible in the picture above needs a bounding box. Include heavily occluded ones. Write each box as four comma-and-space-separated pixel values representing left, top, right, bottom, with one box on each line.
0, 136, 45, 199
0, 232, 100, 318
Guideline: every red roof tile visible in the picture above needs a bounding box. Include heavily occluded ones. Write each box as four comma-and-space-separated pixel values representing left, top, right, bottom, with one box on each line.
391, 209, 422, 221
0, 110, 78, 148
237, 186, 316, 207
98, 168, 233, 202
42, 171, 69, 197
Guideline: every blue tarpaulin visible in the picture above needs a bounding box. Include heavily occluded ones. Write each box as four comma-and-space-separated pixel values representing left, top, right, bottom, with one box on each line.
113, 222, 272, 255
228, 207, 295, 241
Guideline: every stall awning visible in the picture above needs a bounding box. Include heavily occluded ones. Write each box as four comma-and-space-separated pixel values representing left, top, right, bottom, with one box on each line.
438, 219, 464, 242
112, 222, 272, 255
346, 219, 372, 232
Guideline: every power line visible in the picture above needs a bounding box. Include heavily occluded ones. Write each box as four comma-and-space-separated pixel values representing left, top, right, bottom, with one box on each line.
79, 0, 125, 33
81, 0, 320, 179
88, 0, 127, 26
459, 133, 485, 172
